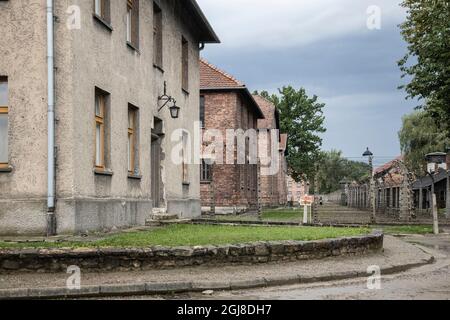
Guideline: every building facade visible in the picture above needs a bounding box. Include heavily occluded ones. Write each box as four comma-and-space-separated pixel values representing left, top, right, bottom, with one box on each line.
254, 95, 288, 208
287, 176, 309, 206
199, 60, 264, 214
0, 0, 219, 235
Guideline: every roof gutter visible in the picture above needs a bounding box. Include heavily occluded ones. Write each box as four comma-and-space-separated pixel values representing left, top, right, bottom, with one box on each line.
189, 0, 220, 43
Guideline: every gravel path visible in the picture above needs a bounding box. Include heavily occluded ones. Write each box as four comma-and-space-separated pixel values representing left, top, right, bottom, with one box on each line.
0, 236, 431, 290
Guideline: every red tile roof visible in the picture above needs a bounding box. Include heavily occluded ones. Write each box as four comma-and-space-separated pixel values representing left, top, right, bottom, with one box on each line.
374, 156, 404, 176
200, 59, 265, 119
200, 59, 245, 89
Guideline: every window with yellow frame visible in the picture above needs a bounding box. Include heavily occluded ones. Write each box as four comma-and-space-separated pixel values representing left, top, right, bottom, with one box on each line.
128, 106, 138, 174
95, 91, 106, 170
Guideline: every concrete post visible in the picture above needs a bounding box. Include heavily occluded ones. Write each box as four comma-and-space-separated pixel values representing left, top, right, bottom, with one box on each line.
257, 159, 262, 221
313, 173, 319, 224
389, 187, 394, 214
432, 193, 439, 235
419, 188, 423, 213
446, 171, 450, 218
210, 163, 216, 215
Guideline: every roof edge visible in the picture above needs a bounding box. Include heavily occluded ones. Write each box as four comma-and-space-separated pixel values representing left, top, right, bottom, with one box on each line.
188, 0, 220, 43
200, 87, 265, 119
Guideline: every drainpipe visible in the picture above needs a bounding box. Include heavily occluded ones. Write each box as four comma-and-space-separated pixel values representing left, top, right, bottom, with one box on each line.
46, 0, 56, 236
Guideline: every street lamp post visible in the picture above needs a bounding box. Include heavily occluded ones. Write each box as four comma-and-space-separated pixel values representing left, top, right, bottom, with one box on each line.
425, 152, 446, 235
363, 148, 376, 224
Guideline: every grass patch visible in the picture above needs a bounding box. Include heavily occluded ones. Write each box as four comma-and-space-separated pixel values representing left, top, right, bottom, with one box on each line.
0, 224, 370, 249
377, 225, 433, 235
213, 209, 303, 222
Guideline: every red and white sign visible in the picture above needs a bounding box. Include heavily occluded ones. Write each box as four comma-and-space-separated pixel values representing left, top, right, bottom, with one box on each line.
300, 195, 314, 206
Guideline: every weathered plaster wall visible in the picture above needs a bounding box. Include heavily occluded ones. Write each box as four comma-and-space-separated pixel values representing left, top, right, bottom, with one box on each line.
0, 0, 49, 235
0, 0, 202, 235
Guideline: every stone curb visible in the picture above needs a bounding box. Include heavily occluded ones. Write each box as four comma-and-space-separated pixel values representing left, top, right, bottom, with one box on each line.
0, 255, 434, 300
0, 231, 383, 273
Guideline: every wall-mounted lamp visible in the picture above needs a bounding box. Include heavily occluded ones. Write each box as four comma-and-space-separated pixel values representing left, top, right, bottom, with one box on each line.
158, 81, 180, 119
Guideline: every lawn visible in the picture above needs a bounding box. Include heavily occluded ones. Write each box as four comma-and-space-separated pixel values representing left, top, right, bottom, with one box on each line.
377, 225, 433, 235
213, 209, 304, 222
0, 224, 371, 249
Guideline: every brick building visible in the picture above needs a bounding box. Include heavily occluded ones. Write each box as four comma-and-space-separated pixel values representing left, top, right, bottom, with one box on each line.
287, 176, 309, 206
254, 95, 288, 207
278, 134, 289, 205
199, 59, 264, 214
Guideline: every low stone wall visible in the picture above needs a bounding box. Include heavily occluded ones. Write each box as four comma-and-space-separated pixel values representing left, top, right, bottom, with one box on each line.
0, 231, 383, 273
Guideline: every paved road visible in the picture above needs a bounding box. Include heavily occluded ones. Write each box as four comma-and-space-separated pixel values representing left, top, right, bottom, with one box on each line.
191, 234, 450, 300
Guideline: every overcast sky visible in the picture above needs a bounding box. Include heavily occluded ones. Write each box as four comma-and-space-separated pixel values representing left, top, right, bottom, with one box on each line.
198, 0, 417, 167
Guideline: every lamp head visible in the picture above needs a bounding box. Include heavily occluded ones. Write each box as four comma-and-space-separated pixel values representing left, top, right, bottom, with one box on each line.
362, 147, 373, 157
169, 103, 180, 119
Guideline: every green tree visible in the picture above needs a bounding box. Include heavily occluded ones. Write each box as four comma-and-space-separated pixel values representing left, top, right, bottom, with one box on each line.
255, 86, 326, 182
399, 111, 449, 175
398, 0, 450, 135
316, 150, 371, 194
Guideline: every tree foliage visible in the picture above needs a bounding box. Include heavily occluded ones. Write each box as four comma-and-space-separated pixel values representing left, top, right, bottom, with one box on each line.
399, 111, 449, 175
398, 0, 450, 135
254, 87, 326, 182
316, 150, 371, 194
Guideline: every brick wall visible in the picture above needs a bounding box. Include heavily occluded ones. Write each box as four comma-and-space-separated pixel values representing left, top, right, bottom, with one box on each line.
200, 91, 258, 210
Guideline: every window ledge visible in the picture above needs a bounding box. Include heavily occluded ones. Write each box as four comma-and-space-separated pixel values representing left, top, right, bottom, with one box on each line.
0, 165, 13, 173
182, 182, 190, 186
153, 64, 164, 73
94, 168, 114, 176
126, 41, 140, 53
128, 174, 142, 180
93, 14, 113, 32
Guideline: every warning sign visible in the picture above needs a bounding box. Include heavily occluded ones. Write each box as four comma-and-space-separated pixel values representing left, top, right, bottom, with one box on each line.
300, 195, 314, 206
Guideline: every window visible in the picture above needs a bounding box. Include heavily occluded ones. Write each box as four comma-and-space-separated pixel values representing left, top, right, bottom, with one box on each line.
199, 95, 205, 128
94, 89, 108, 170
201, 159, 212, 182
153, 1, 163, 68
181, 37, 189, 92
126, 0, 139, 49
182, 131, 189, 183
0, 77, 8, 168
94, 0, 111, 24
128, 105, 138, 174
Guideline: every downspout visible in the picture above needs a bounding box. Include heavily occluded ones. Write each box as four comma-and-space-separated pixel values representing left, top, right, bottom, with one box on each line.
46, 0, 56, 236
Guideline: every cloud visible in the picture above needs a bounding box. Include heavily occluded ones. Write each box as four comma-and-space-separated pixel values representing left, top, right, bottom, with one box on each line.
197, 0, 414, 159
198, 0, 406, 49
